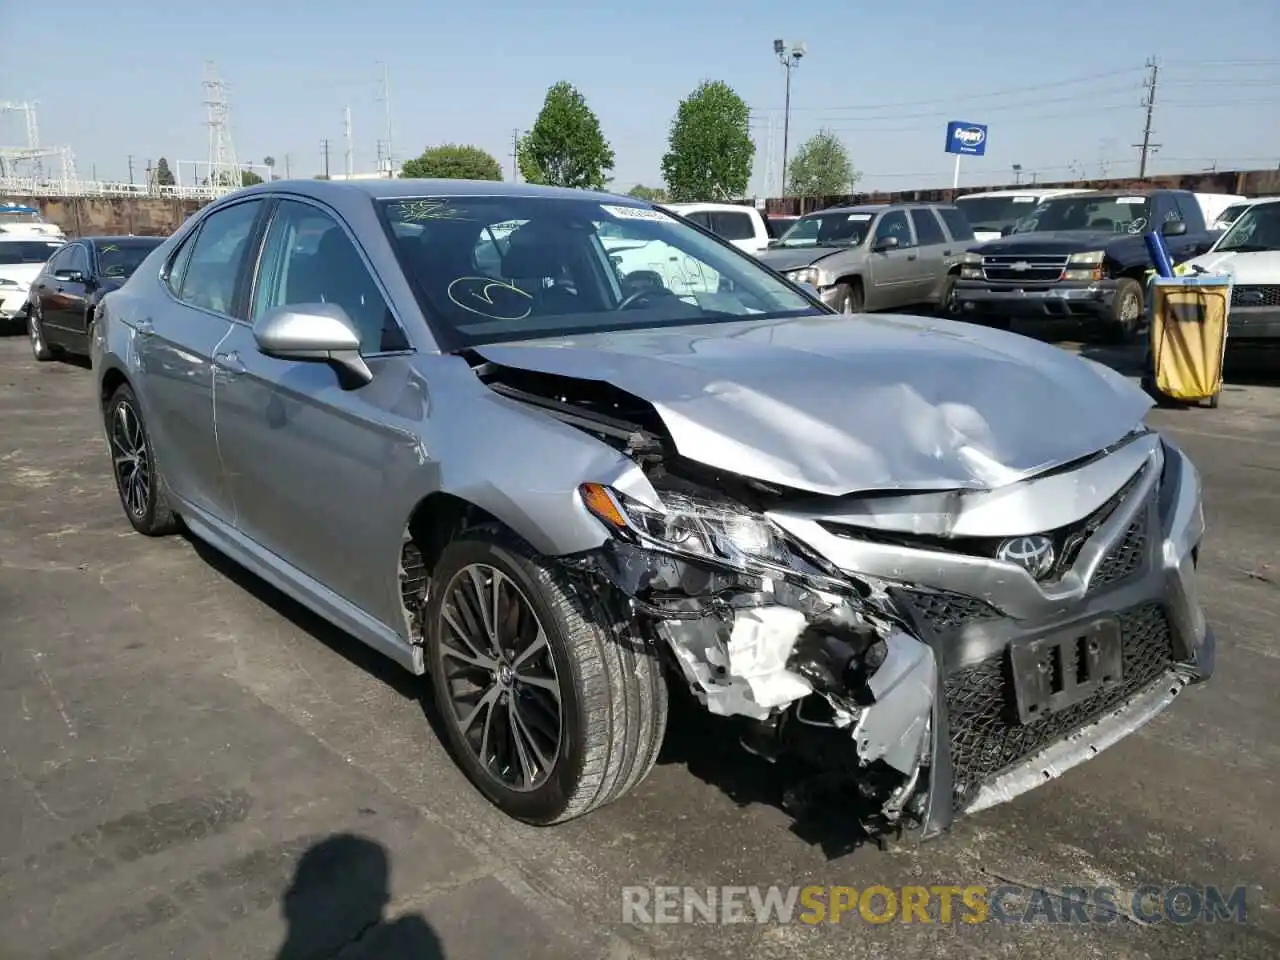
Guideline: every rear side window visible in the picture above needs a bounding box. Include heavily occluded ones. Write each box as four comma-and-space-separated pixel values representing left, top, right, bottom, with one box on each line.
710, 211, 756, 241
938, 206, 975, 241
683, 211, 711, 228
909, 209, 946, 245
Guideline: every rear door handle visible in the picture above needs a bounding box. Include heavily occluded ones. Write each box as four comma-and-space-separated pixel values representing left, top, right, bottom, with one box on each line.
214, 350, 246, 375
907, 254, 918, 260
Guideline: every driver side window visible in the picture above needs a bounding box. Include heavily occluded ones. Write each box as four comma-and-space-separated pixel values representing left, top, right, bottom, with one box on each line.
873, 210, 914, 248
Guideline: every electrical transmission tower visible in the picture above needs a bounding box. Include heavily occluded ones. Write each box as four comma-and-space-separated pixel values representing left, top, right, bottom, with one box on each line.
203, 61, 240, 187
1134, 57, 1161, 178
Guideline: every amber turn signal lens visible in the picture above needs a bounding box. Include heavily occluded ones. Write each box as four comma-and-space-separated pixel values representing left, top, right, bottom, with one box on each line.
579, 483, 628, 528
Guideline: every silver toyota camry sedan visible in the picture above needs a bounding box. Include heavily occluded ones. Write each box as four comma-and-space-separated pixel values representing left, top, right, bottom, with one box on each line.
90, 179, 1213, 838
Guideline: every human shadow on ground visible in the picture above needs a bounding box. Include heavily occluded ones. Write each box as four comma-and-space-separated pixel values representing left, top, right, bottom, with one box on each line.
276, 833, 445, 960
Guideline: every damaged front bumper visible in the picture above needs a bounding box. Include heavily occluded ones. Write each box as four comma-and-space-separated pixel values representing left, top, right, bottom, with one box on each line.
570, 435, 1212, 840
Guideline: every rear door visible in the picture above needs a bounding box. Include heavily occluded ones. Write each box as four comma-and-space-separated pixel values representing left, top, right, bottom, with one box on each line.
907, 208, 952, 301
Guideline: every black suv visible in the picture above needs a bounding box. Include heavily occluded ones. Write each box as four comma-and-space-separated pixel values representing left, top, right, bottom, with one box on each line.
952, 189, 1218, 340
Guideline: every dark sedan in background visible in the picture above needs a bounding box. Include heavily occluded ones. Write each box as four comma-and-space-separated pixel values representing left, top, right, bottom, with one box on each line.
27, 235, 165, 362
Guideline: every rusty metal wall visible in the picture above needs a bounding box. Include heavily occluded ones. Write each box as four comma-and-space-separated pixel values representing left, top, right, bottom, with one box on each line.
761, 168, 1280, 216
2, 195, 208, 237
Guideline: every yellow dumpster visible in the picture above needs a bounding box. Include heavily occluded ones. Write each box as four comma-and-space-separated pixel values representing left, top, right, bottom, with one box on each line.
1142, 275, 1232, 408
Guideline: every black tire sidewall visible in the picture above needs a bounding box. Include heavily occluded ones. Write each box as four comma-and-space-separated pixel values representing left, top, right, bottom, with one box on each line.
425, 533, 590, 824
836, 282, 863, 313
105, 385, 161, 533
28, 307, 51, 360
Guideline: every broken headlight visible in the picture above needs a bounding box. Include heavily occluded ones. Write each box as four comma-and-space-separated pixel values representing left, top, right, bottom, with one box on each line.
580, 482, 794, 573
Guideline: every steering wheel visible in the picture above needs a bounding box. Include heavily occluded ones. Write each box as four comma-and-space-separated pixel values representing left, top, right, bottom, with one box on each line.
618, 287, 678, 310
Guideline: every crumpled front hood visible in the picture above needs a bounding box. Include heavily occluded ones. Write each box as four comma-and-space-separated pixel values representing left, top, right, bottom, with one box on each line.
756, 247, 847, 272
474, 313, 1153, 496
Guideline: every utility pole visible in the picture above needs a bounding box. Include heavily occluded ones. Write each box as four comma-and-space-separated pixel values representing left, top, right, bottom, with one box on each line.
343, 105, 354, 177
1134, 57, 1161, 178
320, 139, 331, 179
127, 155, 135, 185
511, 129, 520, 182
773, 40, 807, 197
284, 153, 292, 178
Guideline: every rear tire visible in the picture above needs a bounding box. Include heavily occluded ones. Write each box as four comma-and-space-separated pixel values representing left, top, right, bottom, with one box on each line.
425, 527, 668, 825
104, 384, 180, 536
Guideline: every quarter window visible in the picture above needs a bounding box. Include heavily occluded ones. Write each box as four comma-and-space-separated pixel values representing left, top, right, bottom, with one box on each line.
251, 199, 408, 355
175, 200, 264, 315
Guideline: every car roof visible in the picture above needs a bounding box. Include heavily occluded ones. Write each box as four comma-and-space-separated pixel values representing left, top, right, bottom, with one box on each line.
80, 235, 165, 244
665, 201, 756, 213
233, 177, 644, 206
957, 188, 1092, 199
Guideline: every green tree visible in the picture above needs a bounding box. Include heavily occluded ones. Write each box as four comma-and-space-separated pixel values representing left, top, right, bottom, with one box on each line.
661, 80, 754, 202
401, 144, 503, 181
627, 184, 668, 202
154, 157, 176, 186
787, 129, 860, 198
240, 169, 264, 186
518, 82, 614, 190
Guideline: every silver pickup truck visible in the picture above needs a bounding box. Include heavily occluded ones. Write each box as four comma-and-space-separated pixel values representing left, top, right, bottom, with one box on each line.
756, 202, 975, 313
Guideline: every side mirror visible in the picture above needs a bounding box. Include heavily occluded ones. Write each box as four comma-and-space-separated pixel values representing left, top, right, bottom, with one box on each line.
252, 302, 373, 386
1161, 220, 1188, 237
54, 268, 85, 283
1000, 225, 1016, 237
871, 235, 900, 253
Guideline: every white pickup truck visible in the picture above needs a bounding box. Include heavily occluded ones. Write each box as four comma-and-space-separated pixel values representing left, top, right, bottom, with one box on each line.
662, 202, 772, 254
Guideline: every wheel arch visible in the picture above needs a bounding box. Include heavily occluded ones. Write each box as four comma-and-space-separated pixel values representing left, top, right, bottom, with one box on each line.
99, 364, 130, 408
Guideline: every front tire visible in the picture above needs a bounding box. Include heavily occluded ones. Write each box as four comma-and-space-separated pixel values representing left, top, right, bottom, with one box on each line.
832, 281, 863, 314
28, 306, 53, 361
104, 384, 180, 536
425, 528, 668, 825
1104, 278, 1144, 343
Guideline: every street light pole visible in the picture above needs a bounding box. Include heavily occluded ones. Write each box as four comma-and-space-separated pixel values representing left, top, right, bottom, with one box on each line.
774, 39, 806, 197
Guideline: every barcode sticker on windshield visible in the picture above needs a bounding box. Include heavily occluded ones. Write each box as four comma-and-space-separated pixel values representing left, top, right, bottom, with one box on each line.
1013, 196, 1036, 203
600, 204, 672, 222
1117, 197, 1146, 204
846, 213, 873, 221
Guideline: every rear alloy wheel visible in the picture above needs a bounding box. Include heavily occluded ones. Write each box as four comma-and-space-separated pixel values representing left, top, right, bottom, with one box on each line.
28, 306, 53, 361
105, 385, 180, 536
426, 529, 668, 825
1105, 278, 1144, 343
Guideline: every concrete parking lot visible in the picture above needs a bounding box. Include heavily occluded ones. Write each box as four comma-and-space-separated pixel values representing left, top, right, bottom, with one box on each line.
1, 331, 1277, 959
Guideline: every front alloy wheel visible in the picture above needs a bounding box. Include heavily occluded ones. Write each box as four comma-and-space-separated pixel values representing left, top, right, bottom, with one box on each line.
438, 562, 562, 793
426, 530, 668, 825
28, 306, 53, 361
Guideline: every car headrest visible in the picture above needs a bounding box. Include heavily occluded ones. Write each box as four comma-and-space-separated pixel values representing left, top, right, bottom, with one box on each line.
501, 221, 583, 279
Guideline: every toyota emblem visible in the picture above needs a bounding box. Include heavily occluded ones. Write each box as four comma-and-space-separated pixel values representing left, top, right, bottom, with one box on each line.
996, 535, 1056, 580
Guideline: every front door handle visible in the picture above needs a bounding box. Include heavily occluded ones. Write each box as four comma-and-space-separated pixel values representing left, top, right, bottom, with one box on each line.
214, 350, 246, 375
943, 249, 953, 255
135, 318, 154, 336
907, 253, 918, 261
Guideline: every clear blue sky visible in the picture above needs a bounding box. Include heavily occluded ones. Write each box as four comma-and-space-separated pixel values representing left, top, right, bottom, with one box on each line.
2, 0, 1277, 194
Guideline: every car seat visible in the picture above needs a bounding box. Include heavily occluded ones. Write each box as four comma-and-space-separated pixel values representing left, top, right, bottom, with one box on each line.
500, 222, 592, 314
296, 228, 386, 353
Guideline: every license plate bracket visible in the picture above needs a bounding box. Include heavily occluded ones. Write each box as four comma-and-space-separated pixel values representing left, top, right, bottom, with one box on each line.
1009, 618, 1124, 724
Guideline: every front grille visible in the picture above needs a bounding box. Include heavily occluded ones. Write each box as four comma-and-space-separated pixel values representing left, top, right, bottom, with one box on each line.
1231, 284, 1280, 308
982, 254, 1069, 284
897, 588, 1003, 633
1092, 516, 1148, 588
945, 602, 1174, 810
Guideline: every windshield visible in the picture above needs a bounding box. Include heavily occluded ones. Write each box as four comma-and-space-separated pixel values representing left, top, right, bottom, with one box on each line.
378, 196, 817, 348
1215, 202, 1280, 254
1215, 203, 1250, 226
0, 240, 63, 264
774, 211, 874, 248
96, 240, 163, 279
0, 210, 42, 225
1013, 195, 1152, 235
956, 195, 1042, 230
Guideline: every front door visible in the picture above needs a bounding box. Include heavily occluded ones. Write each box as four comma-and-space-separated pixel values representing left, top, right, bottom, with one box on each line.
865, 210, 920, 309
42, 242, 91, 339
136, 198, 266, 522
213, 197, 416, 618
